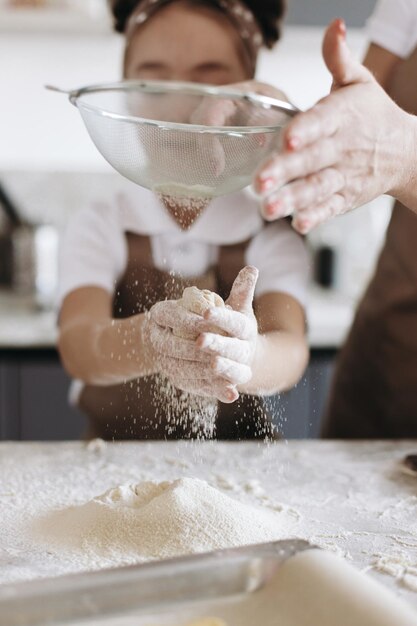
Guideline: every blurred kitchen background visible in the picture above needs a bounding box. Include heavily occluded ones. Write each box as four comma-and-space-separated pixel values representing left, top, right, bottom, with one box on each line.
0, 0, 388, 440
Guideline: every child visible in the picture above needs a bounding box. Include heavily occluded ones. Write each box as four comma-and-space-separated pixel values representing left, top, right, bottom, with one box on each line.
58, 0, 309, 440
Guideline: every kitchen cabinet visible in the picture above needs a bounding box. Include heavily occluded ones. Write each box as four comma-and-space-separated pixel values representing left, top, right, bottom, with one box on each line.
0, 349, 85, 440
0, 348, 336, 441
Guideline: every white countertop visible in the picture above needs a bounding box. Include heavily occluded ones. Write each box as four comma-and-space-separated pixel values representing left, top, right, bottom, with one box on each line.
0, 287, 354, 350
0, 440, 416, 612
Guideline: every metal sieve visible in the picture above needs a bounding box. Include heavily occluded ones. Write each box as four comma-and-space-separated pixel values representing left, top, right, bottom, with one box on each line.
48, 80, 297, 201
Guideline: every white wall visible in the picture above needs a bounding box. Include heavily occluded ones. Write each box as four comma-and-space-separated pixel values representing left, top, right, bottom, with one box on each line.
1, 30, 122, 171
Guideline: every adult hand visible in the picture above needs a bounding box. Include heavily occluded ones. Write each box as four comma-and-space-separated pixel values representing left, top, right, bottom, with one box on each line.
255, 19, 415, 233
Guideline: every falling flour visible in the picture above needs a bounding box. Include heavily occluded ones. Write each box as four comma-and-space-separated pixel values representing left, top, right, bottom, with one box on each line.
35, 478, 292, 566
154, 182, 215, 210
155, 286, 227, 440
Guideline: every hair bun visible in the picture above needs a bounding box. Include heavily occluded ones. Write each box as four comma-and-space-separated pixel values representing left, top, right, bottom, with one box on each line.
242, 0, 286, 48
109, 0, 139, 33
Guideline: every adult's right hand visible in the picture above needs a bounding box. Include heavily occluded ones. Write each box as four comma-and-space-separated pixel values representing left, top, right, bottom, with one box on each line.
255, 19, 417, 233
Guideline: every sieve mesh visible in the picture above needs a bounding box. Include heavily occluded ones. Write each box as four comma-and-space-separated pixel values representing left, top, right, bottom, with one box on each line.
71, 81, 297, 201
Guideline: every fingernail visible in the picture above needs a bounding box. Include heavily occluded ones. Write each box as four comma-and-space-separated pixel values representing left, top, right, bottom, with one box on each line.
294, 218, 311, 234
337, 18, 346, 37
286, 136, 301, 151
265, 200, 284, 219
257, 176, 275, 194
198, 333, 212, 349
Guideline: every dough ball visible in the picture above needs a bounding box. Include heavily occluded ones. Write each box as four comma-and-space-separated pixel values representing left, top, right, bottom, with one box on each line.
175, 287, 225, 340
180, 287, 225, 316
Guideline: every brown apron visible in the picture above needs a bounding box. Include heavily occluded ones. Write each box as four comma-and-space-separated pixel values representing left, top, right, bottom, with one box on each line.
78, 232, 276, 440
322, 47, 417, 438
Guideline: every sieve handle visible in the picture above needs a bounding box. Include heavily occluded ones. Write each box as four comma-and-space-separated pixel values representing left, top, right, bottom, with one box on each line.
45, 85, 81, 107
44, 85, 72, 95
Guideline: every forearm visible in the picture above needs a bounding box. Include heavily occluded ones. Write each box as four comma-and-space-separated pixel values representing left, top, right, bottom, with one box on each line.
239, 331, 309, 396
58, 314, 156, 385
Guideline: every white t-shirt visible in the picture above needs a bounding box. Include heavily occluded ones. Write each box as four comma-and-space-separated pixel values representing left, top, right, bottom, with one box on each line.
58, 185, 309, 308
367, 0, 417, 58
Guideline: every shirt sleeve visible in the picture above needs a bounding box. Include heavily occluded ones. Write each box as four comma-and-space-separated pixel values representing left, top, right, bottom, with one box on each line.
246, 221, 310, 308
57, 201, 127, 307
367, 0, 417, 58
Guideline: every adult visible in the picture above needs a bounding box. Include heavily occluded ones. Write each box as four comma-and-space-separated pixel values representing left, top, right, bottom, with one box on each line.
257, 3, 417, 437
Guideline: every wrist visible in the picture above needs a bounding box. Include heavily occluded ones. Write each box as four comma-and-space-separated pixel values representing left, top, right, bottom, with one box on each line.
97, 314, 157, 381
237, 333, 265, 395
389, 111, 417, 205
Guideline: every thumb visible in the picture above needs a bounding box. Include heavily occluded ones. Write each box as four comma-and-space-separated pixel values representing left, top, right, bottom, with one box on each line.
323, 19, 372, 88
226, 266, 259, 313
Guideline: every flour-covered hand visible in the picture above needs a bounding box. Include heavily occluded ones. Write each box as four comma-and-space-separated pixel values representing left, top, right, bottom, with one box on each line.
143, 267, 259, 403
142, 300, 209, 370
196, 266, 259, 392
142, 299, 238, 403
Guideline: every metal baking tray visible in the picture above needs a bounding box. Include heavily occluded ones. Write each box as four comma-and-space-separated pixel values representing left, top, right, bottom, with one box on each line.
0, 540, 312, 626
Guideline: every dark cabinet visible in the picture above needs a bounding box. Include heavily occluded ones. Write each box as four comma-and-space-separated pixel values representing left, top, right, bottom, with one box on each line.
273, 350, 335, 439
0, 349, 336, 441
0, 349, 85, 440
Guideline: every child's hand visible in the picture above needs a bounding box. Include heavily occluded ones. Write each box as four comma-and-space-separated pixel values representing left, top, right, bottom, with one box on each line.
197, 266, 259, 393
142, 266, 259, 403
142, 299, 238, 403
165, 266, 259, 402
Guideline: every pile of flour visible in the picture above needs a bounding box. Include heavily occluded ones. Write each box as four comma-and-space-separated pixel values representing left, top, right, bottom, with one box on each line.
36, 478, 292, 564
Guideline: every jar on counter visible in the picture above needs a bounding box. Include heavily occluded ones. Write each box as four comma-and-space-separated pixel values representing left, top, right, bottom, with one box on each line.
12, 224, 59, 309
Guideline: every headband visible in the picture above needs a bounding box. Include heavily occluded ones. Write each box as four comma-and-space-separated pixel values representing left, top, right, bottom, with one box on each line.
125, 0, 264, 75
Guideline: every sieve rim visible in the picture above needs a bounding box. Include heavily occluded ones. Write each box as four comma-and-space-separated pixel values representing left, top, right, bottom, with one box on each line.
69, 79, 298, 135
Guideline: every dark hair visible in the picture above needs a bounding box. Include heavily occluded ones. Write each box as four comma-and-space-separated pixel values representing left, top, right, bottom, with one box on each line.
109, 0, 286, 48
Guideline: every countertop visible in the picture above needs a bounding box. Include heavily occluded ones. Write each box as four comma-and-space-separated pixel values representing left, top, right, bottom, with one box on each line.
0, 440, 417, 612
0, 287, 355, 350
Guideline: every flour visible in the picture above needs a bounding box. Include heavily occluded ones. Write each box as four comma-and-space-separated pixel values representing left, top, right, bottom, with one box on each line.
36, 478, 292, 565
373, 554, 417, 592
2, 439, 417, 604
155, 375, 218, 440
162, 285, 226, 439
154, 183, 216, 201
155, 184, 214, 229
